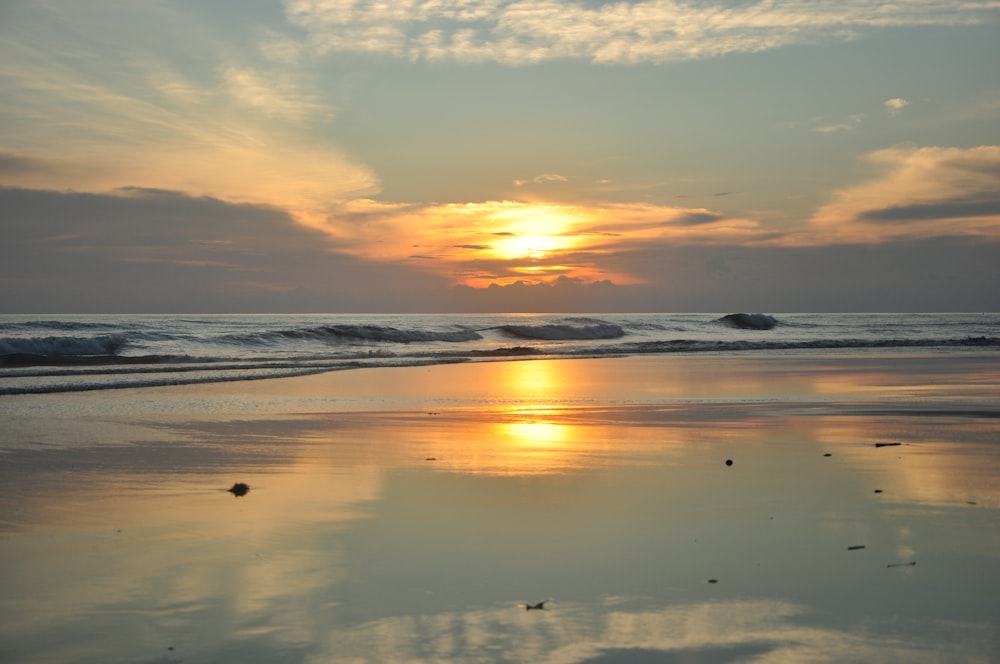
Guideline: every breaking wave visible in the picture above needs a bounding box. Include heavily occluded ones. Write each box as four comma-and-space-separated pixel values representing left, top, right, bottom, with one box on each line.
221, 324, 483, 345
0, 334, 128, 358
498, 323, 625, 340
717, 313, 778, 330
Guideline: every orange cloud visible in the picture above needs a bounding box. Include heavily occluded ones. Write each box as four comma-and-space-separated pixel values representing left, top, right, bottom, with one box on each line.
318, 199, 770, 287
807, 145, 1000, 243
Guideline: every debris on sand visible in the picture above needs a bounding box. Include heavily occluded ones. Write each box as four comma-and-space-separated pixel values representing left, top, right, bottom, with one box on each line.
874, 489, 883, 493
848, 545, 866, 551
707, 579, 719, 584
823, 453, 832, 457
228, 482, 250, 497
725, 459, 733, 466
522, 601, 548, 611
875, 442, 902, 448
887, 561, 917, 568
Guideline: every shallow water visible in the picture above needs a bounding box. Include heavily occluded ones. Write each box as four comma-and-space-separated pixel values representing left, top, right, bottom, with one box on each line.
1, 354, 998, 663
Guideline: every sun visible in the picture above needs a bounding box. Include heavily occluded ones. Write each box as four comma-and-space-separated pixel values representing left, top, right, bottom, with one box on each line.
493, 233, 563, 260
486, 204, 582, 261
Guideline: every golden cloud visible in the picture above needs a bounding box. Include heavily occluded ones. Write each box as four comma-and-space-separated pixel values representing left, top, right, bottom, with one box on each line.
318, 199, 769, 286
807, 145, 1000, 243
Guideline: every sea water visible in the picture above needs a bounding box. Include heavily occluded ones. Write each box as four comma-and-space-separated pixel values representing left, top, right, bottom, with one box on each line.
2, 312, 997, 394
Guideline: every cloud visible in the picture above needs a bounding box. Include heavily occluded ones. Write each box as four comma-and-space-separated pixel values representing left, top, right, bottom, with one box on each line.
220, 65, 320, 119
0, 186, 450, 313
285, 0, 1000, 65
884, 97, 910, 115
812, 114, 865, 133
0, 2, 377, 224
808, 145, 1000, 242
533, 173, 569, 184
4, 186, 997, 313
316, 198, 771, 287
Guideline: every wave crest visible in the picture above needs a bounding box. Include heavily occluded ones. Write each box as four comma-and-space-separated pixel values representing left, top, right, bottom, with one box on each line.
717, 313, 778, 330
0, 334, 127, 358
499, 323, 625, 341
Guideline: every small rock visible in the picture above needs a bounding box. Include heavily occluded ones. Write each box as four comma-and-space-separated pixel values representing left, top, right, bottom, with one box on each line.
228, 482, 250, 497
725, 459, 733, 467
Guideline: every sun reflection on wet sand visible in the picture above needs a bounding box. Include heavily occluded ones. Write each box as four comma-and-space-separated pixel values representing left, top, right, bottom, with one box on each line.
1, 354, 998, 662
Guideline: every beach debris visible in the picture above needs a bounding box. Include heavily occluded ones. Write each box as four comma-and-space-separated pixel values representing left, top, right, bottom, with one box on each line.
875, 442, 902, 448
521, 600, 548, 611
823, 453, 832, 457
725, 459, 733, 466
874, 489, 883, 494
425, 457, 437, 461
228, 482, 251, 497
847, 545, 866, 551
887, 561, 917, 568
967, 501, 978, 506
707, 579, 719, 584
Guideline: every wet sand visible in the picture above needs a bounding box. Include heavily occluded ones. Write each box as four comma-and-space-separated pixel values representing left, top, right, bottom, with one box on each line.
1, 353, 999, 663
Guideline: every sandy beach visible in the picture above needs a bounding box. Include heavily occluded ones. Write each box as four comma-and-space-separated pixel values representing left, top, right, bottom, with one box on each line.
2, 352, 999, 663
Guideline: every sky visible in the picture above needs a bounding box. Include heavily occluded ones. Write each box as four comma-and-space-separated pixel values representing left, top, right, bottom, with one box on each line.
1, 0, 999, 313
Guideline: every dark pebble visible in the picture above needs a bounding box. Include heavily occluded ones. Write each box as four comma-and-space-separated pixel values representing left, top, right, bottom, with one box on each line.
823, 453, 832, 457
228, 482, 250, 497
725, 459, 733, 466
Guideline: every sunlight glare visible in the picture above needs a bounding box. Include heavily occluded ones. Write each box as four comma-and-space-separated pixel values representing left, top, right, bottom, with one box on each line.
489, 205, 581, 261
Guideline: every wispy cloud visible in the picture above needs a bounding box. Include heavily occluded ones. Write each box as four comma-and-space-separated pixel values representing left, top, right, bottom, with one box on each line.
221, 65, 320, 119
285, 0, 1000, 65
812, 113, 865, 133
808, 145, 1000, 242
0, 2, 376, 221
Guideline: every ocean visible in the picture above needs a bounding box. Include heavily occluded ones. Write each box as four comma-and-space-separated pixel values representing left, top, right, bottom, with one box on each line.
1, 312, 997, 395
2, 314, 999, 662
